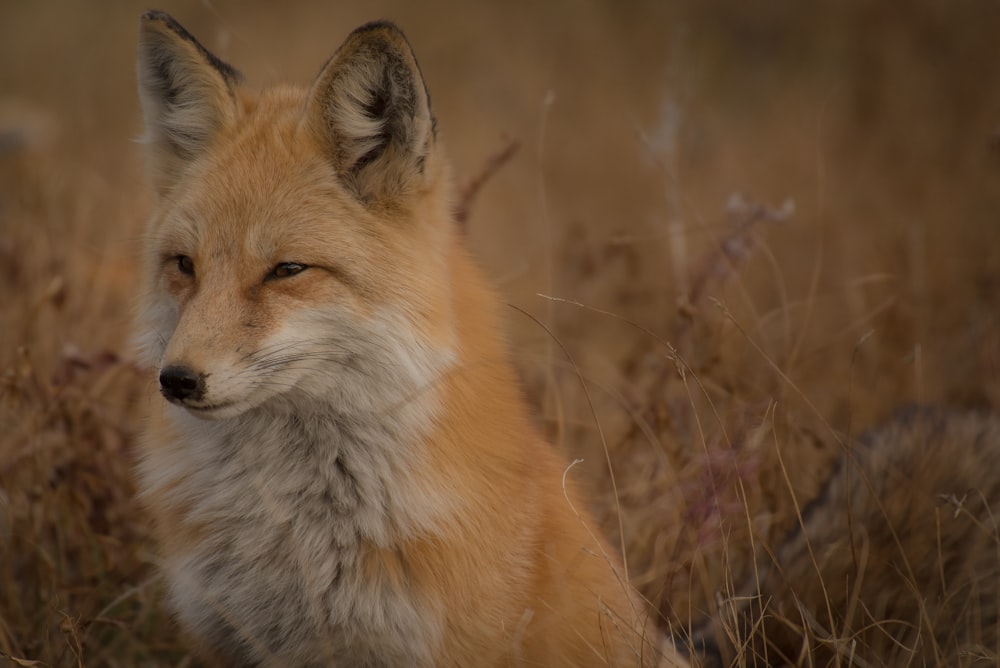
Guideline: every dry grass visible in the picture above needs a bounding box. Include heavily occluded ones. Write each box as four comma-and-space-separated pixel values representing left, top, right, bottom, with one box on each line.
3, 1, 1000, 665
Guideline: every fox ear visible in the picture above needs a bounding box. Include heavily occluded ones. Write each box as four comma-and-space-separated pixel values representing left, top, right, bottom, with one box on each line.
306, 22, 435, 204
136, 11, 240, 194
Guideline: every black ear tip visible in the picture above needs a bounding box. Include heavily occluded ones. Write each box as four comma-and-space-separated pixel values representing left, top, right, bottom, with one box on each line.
139, 10, 185, 41
345, 20, 415, 54
138, 11, 243, 86
141, 9, 171, 23
350, 20, 407, 39
140, 10, 181, 32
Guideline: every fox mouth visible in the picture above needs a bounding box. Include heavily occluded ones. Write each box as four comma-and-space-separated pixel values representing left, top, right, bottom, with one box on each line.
162, 394, 237, 415
185, 401, 234, 413
182, 401, 245, 421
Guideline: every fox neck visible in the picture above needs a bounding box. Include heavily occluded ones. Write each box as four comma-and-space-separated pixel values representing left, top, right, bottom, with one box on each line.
163, 396, 444, 542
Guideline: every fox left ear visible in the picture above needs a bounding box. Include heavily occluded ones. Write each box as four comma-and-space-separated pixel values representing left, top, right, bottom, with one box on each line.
306, 22, 435, 204
137, 11, 241, 195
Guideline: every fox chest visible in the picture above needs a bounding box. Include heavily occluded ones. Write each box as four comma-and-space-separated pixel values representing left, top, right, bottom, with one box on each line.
162, 494, 441, 667
144, 424, 442, 666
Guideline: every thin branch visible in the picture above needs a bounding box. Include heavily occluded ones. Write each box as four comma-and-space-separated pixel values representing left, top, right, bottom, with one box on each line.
454, 135, 520, 230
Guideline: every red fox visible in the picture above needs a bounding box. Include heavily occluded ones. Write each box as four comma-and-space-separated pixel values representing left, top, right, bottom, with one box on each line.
134, 11, 688, 667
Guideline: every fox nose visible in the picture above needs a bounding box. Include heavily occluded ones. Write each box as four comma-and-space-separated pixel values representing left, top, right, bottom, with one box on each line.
159, 365, 205, 402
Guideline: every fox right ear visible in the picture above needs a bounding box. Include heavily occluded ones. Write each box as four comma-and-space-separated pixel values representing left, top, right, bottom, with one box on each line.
136, 11, 240, 193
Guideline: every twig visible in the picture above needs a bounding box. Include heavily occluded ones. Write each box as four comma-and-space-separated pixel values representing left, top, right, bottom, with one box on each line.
454, 135, 520, 230
682, 194, 793, 316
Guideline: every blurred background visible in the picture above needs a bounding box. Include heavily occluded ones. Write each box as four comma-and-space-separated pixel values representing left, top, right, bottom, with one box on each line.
2, 1, 1000, 664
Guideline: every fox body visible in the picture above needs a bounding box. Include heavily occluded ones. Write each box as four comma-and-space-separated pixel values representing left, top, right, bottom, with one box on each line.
697, 407, 1000, 666
134, 11, 686, 667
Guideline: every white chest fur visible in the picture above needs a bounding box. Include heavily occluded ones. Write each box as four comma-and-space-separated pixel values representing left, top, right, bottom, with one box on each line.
141, 403, 451, 666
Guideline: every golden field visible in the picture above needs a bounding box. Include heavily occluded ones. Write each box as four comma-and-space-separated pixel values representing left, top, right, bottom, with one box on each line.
2, 1, 999, 665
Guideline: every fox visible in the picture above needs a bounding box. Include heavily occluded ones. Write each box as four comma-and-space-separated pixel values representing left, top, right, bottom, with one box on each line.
133, 10, 689, 667
692, 406, 1000, 666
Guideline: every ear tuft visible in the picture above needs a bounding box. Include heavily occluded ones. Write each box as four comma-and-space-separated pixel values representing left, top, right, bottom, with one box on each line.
137, 11, 240, 193
306, 22, 435, 203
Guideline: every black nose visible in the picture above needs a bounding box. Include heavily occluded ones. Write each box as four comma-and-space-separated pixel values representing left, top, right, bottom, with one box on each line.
159, 365, 205, 402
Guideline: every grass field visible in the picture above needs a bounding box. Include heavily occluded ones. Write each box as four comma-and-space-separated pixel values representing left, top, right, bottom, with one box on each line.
3, 1, 1000, 665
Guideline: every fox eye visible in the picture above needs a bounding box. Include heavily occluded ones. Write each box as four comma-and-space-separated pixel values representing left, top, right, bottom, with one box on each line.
176, 255, 195, 276
270, 262, 307, 279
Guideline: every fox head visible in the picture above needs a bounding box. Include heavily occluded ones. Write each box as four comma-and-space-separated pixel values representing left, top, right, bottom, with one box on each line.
135, 12, 457, 420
